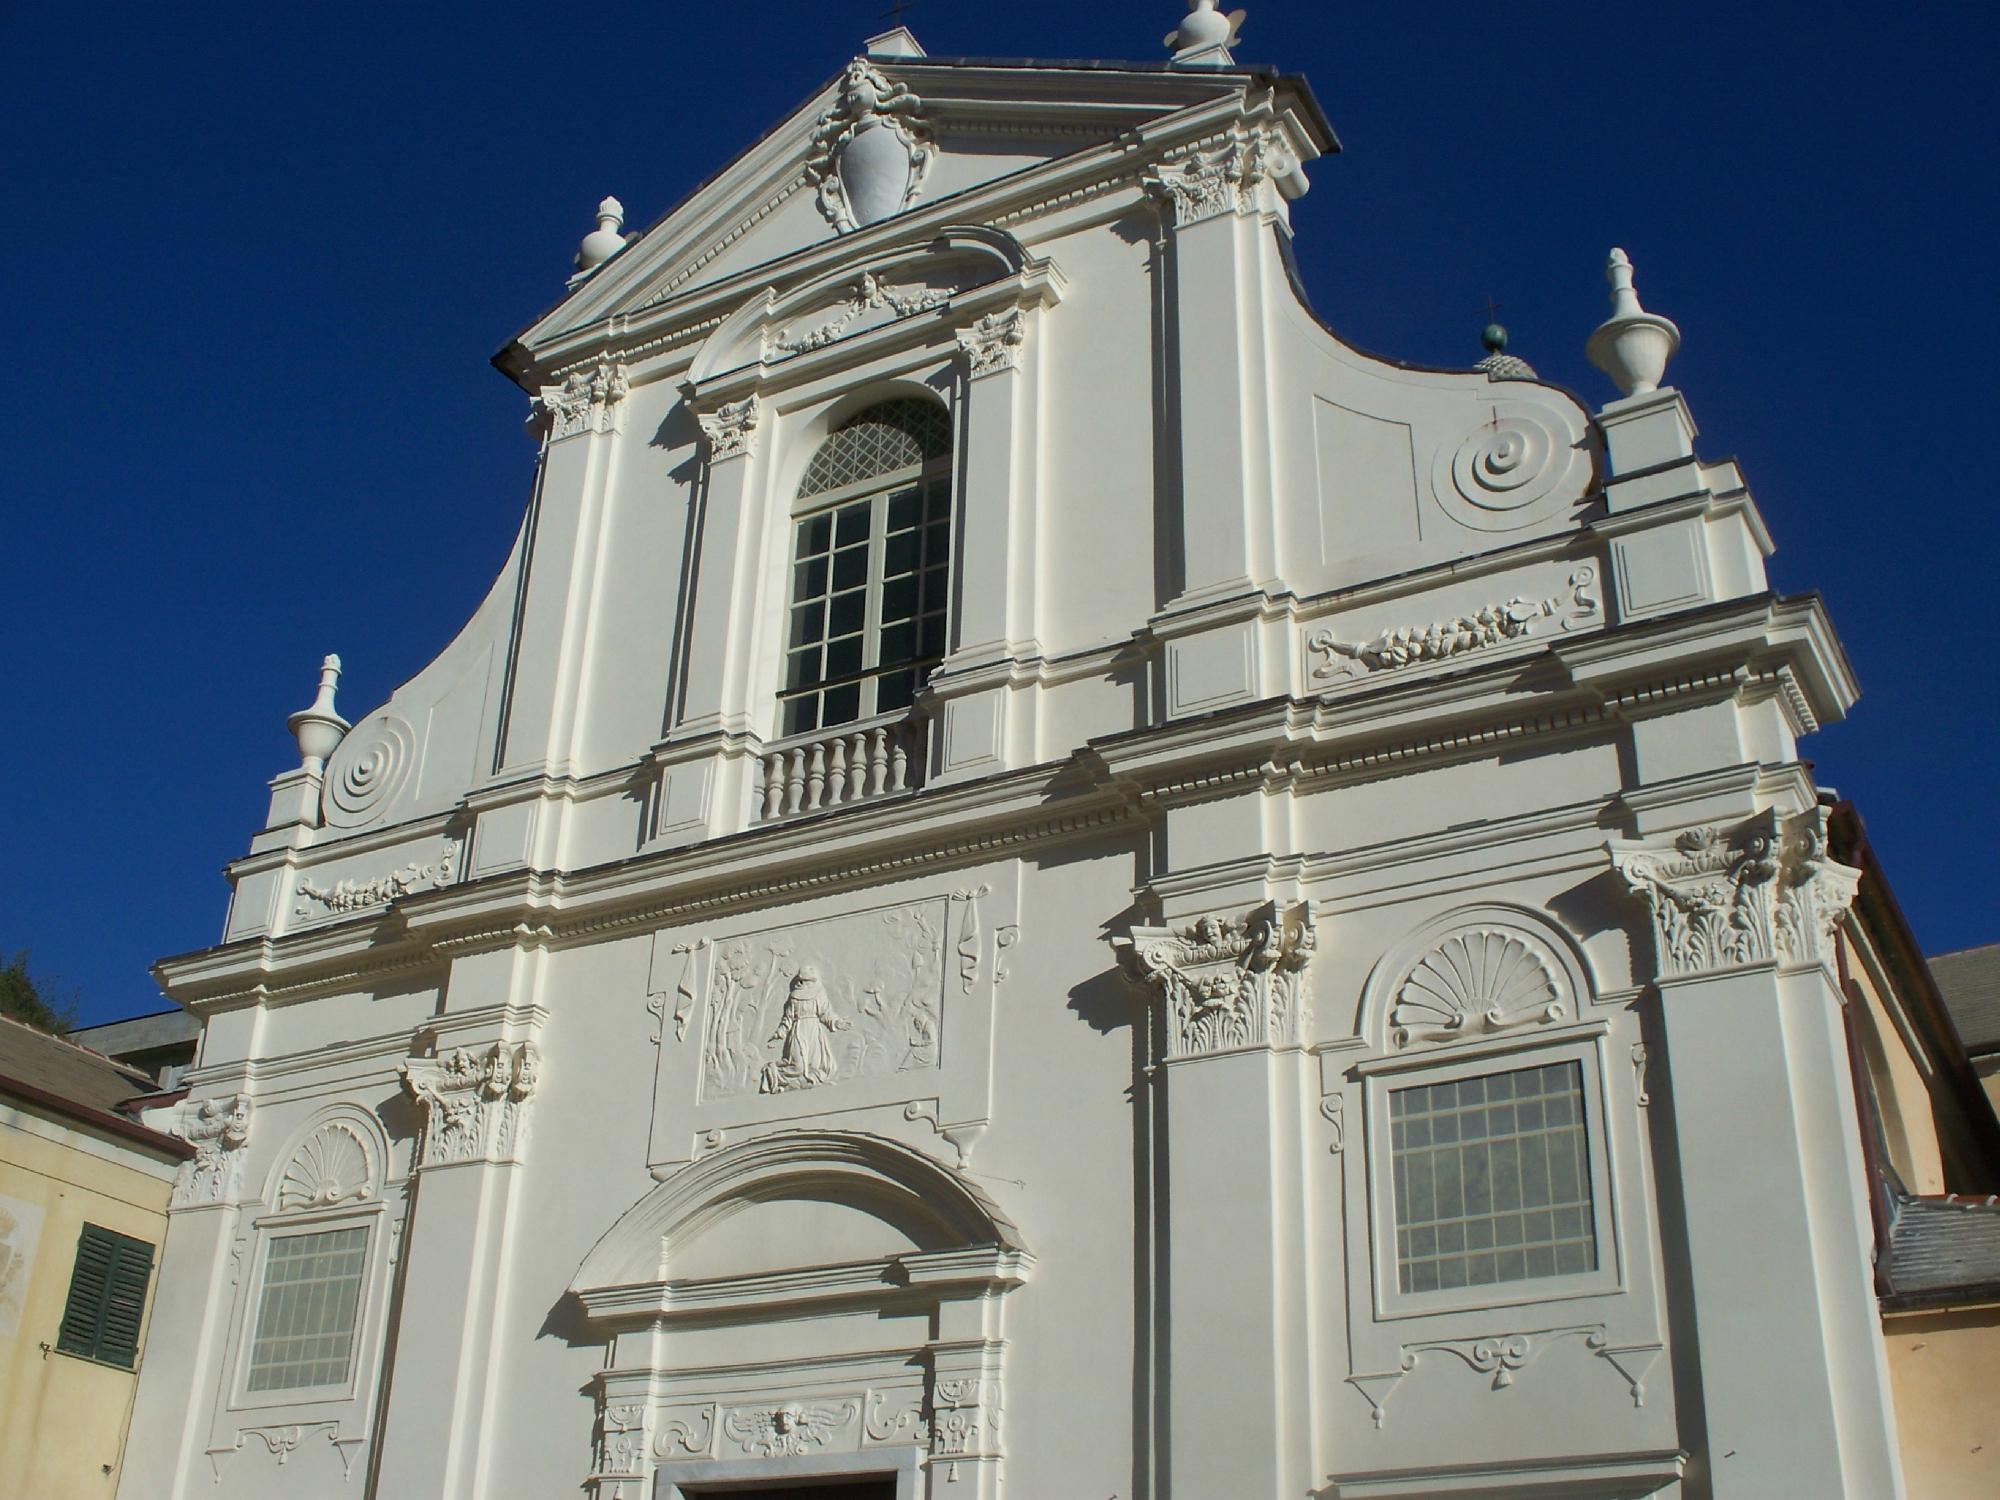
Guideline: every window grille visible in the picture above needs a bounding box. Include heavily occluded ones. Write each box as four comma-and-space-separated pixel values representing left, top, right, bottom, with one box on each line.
56, 1223, 153, 1368
245, 1226, 368, 1392
782, 399, 952, 735
1390, 1060, 1596, 1294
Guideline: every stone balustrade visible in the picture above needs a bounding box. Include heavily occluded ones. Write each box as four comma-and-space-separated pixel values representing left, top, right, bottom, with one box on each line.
755, 712, 926, 822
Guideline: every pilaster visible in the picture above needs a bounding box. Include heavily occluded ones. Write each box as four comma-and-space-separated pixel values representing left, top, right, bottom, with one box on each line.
1607, 809, 1902, 1497
1115, 898, 1317, 1498
372, 971, 545, 1500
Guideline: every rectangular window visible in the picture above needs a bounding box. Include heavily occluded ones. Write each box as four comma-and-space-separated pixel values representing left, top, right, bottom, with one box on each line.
781, 475, 951, 736
56, 1223, 154, 1368
1390, 1060, 1596, 1295
246, 1226, 368, 1392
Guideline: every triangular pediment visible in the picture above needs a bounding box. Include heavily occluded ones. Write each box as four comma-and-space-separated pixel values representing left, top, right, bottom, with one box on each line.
512, 49, 1283, 356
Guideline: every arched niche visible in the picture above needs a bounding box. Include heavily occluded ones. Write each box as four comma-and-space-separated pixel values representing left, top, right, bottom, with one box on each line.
687, 226, 1032, 387
569, 1133, 1028, 1499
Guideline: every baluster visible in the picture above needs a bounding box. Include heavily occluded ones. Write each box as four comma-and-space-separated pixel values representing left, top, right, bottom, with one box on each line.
848, 733, 869, 801
826, 737, 848, 807
868, 727, 889, 796
761, 754, 784, 821
889, 731, 910, 792
805, 743, 827, 810
785, 747, 806, 816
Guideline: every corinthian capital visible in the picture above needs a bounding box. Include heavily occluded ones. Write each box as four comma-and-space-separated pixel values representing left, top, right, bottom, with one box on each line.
1608, 808, 1860, 982
1114, 899, 1316, 1058
697, 395, 761, 462
1143, 128, 1295, 227
400, 1040, 541, 1168
531, 361, 631, 442
168, 1094, 254, 1209
956, 308, 1027, 379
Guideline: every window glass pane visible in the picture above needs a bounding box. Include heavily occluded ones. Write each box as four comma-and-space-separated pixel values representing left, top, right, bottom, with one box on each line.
783, 696, 819, 736
822, 682, 861, 725
884, 530, 920, 577
832, 547, 869, 591
878, 621, 916, 667
1389, 1061, 1595, 1296
881, 576, 917, 624
247, 1227, 368, 1392
887, 488, 921, 532
835, 501, 870, 546
792, 556, 828, 602
788, 604, 824, 649
825, 636, 863, 680
876, 670, 916, 712
828, 591, 866, 639
796, 513, 832, 559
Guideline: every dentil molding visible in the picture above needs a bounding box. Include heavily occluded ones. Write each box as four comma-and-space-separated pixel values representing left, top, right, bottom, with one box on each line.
399, 1040, 541, 1167
1114, 899, 1316, 1058
1608, 807, 1860, 982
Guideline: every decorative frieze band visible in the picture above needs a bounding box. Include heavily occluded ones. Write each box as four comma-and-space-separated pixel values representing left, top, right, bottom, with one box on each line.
168, 1094, 253, 1209
955, 308, 1027, 378
400, 1041, 541, 1168
696, 395, 761, 463
532, 361, 630, 442
1307, 568, 1598, 681
295, 837, 459, 919
1608, 807, 1860, 982
1144, 127, 1294, 226
1115, 900, 1316, 1058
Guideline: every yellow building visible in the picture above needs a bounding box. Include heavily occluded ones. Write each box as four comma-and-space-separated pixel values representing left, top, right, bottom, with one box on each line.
0, 1013, 190, 1496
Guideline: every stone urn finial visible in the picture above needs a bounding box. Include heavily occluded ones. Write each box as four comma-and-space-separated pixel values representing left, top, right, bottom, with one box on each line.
1586, 247, 1681, 397
575, 195, 627, 273
1168, 1, 1246, 61
287, 654, 350, 778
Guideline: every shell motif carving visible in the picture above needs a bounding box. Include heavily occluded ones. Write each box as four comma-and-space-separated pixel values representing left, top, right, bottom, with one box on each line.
1391, 929, 1567, 1047
322, 713, 415, 827
277, 1122, 375, 1212
1432, 409, 1576, 533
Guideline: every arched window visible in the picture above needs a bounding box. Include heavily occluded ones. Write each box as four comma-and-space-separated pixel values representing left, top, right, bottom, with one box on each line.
781, 398, 953, 735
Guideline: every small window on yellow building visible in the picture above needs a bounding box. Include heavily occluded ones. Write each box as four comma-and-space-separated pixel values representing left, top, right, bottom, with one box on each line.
56, 1223, 154, 1369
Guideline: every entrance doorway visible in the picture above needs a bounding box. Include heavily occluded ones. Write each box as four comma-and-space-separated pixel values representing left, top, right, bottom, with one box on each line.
685, 1486, 895, 1500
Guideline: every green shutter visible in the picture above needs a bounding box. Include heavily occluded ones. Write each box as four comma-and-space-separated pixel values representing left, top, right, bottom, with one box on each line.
55, 1224, 155, 1369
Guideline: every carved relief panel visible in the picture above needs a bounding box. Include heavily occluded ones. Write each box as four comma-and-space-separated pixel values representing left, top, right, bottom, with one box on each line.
645, 866, 1020, 1171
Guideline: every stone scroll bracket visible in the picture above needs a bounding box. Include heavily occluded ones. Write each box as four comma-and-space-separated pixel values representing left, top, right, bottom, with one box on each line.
1608, 806, 1859, 984
1113, 899, 1316, 1061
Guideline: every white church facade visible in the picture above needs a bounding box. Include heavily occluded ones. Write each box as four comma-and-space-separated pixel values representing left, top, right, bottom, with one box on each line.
116, 12, 1997, 1499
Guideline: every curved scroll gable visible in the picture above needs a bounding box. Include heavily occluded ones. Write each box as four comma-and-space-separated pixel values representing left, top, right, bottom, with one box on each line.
1356, 904, 1598, 1053
571, 1131, 1022, 1296
686, 226, 1034, 388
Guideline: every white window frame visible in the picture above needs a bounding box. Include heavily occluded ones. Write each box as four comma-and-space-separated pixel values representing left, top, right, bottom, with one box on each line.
227, 1198, 389, 1410
1359, 1025, 1624, 1321
777, 410, 953, 738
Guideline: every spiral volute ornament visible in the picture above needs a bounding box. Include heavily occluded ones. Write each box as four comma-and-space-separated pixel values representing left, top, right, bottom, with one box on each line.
321, 713, 415, 828
1433, 405, 1578, 532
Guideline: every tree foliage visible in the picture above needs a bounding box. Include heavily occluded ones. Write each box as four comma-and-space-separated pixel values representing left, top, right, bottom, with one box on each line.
0, 951, 81, 1035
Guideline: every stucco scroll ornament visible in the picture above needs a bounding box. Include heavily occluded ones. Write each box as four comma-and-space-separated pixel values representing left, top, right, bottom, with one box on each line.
723, 1399, 857, 1458
295, 836, 459, 917
1143, 126, 1295, 226
1114, 899, 1315, 1058
1608, 807, 1858, 981
399, 1041, 541, 1167
170, 1094, 253, 1208
531, 360, 630, 441
806, 59, 935, 232
1307, 569, 1598, 681
696, 395, 760, 462
955, 307, 1027, 378
1390, 929, 1567, 1047
766, 271, 949, 357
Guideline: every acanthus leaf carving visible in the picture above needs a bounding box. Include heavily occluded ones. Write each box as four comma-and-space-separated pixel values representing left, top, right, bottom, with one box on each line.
170, 1094, 253, 1209
1114, 900, 1315, 1059
1608, 807, 1859, 982
1144, 126, 1294, 226
1390, 928, 1567, 1048
806, 60, 935, 232
1307, 569, 1598, 682
295, 836, 459, 918
955, 307, 1026, 378
531, 360, 630, 441
399, 1040, 540, 1168
696, 395, 760, 463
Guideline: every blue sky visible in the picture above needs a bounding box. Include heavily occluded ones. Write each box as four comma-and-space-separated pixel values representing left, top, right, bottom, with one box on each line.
2, 2, 1994, 1026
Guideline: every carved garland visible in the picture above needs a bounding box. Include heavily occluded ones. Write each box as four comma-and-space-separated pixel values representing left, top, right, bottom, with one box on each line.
1307, 568, 1598, 681
295, 838, 459, 918
765, 271, 949, 358
399, 1041, 541, 1168
1608, 807, 1860, 982
1115, 900, 1316, 1059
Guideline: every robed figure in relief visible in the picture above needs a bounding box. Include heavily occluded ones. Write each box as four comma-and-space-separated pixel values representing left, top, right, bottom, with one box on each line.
761, 965, 850, 1093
